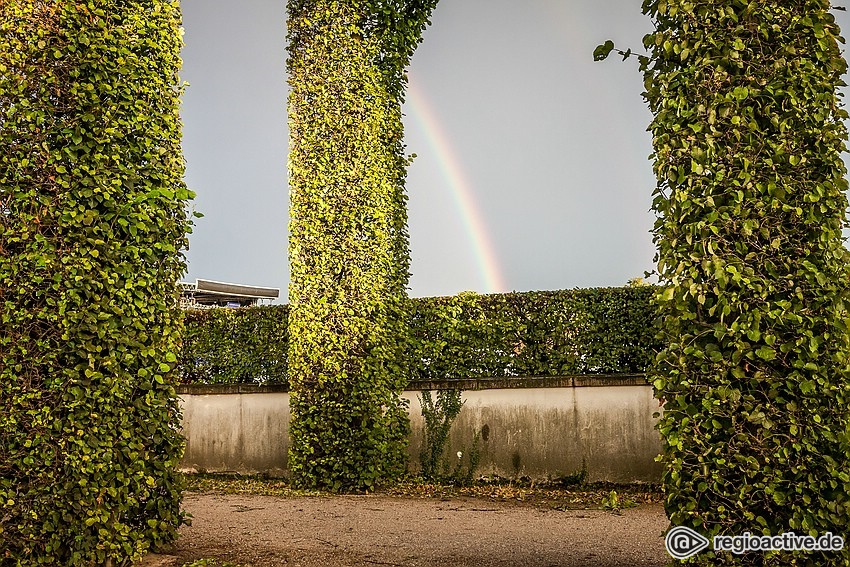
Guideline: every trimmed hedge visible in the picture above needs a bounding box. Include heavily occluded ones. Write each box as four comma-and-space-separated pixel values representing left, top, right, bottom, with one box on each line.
178, 287, 660, 386
286, 0, 438, 491
0, 1, 191, 564
180, 306, 289, 385
639, 1, 850, 565
410, 287, 658, 380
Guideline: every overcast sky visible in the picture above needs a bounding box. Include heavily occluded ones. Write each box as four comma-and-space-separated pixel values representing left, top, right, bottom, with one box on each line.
179, 1, 850, 302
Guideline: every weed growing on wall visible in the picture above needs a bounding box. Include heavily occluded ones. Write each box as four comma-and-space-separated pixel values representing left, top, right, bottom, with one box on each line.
0, 1, 192, 563
602, 1, 850, 564
286, 0, 438, 491
418, 389, 464, 480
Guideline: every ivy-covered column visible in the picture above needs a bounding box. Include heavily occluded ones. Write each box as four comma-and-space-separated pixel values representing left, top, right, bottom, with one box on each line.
286, 1, 437, 491
0, 1, 192, 564
641, 1, 850, 564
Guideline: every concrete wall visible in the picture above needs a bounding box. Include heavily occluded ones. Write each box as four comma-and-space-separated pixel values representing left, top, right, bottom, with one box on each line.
178, 379, 663, 483
406, 386, 662, 483
180, 391, 290, 477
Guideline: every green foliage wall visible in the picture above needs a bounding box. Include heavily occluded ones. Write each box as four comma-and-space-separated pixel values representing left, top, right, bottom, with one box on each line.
640, 1, 850, 564
181, 306, 288, 385
0, 1, 191, 563
286, 0, 438, 491
178, 287, 659, 385
409, 287, 658, 380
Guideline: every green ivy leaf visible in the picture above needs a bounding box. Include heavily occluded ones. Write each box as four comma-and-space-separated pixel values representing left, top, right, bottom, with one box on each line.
593, 40, 615, 61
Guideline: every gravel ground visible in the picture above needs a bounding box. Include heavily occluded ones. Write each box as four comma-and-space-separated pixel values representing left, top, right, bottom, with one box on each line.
169, 492, 670, 566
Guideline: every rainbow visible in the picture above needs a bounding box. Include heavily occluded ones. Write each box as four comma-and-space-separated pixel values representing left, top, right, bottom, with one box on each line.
404, 77, 508, 294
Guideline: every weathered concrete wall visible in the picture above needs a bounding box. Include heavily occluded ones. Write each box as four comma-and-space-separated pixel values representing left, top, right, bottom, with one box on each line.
405, 386, 663, 483
180, 391, 290, 477
178, 381, 662, 482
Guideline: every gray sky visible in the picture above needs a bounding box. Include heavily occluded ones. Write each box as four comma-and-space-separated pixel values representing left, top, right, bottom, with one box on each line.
179, 1, 850, 301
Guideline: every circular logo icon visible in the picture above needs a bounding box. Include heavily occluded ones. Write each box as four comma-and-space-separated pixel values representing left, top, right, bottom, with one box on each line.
665, 526, 710, 559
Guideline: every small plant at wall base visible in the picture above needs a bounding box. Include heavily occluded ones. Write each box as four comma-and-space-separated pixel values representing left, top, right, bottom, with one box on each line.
600, 489, 636, 514
0, 1, 192, 564
555, 458, 588, 488
600, 2, 850, 565
447, 435, 481, 487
